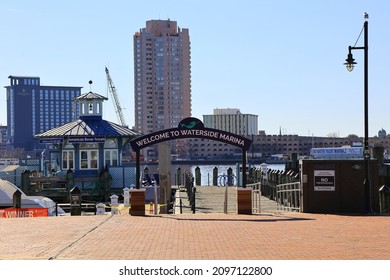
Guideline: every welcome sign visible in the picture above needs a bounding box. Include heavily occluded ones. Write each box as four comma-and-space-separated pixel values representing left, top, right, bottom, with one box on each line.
130, 117, 252, 151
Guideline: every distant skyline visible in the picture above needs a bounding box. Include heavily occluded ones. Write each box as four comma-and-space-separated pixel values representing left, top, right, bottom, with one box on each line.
1, 0, 390, 138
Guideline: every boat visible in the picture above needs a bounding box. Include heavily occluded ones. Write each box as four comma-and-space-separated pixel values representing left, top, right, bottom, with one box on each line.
0, 178, 65, 216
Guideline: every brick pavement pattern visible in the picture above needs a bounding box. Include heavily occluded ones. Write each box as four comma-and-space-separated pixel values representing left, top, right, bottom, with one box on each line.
1, 211, 389, 260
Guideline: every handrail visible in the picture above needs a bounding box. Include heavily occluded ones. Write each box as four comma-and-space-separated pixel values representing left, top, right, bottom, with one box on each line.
247, 182, 261, 213
276, 182, 300, 212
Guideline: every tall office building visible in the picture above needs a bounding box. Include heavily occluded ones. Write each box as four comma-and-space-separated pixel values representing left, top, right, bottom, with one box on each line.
133, 19, 191, 159
5, 76, 81, 151
0, 125, 6, 157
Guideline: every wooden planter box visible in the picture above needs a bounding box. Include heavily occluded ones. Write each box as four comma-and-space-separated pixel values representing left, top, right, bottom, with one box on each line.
237, 188, 252, 215
130, 189, 146, 216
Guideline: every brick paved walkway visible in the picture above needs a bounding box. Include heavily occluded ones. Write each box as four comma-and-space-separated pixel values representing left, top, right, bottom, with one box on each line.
1, 211, 389, 260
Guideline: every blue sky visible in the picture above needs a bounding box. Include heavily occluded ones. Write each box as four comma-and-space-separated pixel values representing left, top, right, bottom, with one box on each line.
1, 0, 389, 137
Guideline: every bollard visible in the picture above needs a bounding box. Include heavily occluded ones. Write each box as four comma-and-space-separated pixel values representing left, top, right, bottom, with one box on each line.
213, 167, 218, 186
110, 194, 119, 215
96, 203, 106, 215
195, 166, 201, 186
191, 187, 196, 214
123, 187, 130, 207
149, 202, 154, 214
227, 167, 233, 186
176, 167, 182, 186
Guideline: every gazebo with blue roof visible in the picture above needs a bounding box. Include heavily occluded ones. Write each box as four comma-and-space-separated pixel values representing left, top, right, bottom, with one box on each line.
34, 85, 141, 201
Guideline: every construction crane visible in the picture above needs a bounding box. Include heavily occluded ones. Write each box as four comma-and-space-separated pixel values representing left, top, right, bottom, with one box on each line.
105, 67, 127, 127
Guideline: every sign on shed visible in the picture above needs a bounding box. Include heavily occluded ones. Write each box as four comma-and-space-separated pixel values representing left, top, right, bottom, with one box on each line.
314, 170, 335, 191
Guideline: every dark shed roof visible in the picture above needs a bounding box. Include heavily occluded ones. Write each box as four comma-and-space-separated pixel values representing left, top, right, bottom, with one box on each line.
35, 118, 141, 138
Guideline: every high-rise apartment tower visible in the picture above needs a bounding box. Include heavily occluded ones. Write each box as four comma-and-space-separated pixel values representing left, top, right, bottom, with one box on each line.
133, 19, 191, 159
133, 19, 191, 133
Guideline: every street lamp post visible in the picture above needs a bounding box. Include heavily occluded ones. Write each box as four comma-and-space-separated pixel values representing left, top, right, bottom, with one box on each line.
344, 13, 373, 214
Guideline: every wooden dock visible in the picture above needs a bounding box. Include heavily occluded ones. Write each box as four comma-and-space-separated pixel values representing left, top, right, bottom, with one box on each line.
173, 186, 280, 214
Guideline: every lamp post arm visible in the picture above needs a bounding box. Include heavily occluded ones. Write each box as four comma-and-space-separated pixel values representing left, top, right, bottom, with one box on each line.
350, 46, 365, 50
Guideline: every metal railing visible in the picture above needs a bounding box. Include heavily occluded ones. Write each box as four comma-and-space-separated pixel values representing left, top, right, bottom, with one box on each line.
276, 182, 300, 212
248, 182, 261, 213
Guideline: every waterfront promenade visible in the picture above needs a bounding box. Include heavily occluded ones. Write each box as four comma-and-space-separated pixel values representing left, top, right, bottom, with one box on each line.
1, 187, 389, 260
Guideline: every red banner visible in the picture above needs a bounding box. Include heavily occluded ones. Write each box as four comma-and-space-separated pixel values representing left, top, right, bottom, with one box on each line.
2, 208, 48, 218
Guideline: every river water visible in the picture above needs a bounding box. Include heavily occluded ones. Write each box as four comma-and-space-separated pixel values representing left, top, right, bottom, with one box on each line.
142, 163, 285, 186
189, 163, 285, 186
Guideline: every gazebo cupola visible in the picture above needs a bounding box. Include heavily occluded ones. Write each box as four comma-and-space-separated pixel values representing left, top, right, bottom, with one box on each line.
77, 82, 108, 120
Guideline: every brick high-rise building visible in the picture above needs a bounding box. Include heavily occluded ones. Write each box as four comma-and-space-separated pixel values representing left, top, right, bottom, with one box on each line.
133, 19, 191, 160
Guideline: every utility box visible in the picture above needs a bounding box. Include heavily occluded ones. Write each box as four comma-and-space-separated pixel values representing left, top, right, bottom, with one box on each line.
70, 186, 82, 216
300, 159, 380, 213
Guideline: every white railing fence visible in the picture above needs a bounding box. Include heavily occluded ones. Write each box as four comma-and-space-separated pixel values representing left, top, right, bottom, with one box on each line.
247, 182, 261, 213
276, 182, 300, 212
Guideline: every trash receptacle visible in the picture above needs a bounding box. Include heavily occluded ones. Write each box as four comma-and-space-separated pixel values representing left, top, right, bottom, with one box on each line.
379, 185, 390, 214
70, 186, 82, 216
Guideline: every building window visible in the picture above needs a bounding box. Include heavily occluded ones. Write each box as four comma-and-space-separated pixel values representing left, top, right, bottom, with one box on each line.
88, 103, 94, 114
104, 138, 118, 167
104, 138, 117, 148
62, 150, 74, 170
104, 150, 118, 167
80, 150, 98, 169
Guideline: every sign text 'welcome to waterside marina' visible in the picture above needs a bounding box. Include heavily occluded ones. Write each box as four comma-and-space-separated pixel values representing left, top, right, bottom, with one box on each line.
134, 129, 244, 147
130, 117, 252, 151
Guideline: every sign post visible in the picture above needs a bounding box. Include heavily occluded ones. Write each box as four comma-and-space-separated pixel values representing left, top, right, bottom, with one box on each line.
129, 117, 253, 215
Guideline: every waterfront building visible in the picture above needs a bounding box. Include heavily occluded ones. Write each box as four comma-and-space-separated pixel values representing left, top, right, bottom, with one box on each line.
34, 88, 141, 200
253, 130, 390, 160
203, 108, 258, 137
187, 109, 258, 160
133, 19, 191, 160
188, 124, 390, 161
4, 76, 82, 152
35, 90, 140, 175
